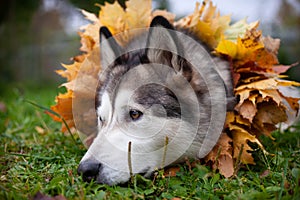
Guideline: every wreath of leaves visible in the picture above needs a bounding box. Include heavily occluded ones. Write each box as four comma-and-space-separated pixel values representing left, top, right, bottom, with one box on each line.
48, 0, 300, 177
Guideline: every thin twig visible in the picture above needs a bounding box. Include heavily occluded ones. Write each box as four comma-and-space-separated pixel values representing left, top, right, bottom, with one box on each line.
128, 141, 133, 183
234, 144, 244, 176
161, 136, 169, 169
279, 159, 288, 200
26, 99, 78, 145
61, 117, 77, 145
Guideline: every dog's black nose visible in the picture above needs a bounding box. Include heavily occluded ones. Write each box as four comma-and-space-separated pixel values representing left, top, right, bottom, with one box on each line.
77, 159, 101, 182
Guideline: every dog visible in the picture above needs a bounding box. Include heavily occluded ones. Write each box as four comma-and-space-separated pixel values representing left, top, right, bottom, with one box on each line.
77, 16, 235, 185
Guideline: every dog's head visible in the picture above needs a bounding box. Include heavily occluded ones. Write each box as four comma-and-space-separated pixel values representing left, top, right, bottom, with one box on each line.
77, 16, 231, 185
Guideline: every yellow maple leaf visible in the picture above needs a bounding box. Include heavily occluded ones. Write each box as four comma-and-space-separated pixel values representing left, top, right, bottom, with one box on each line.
276, 79, 300, 87
215, 38, 237, 58
176, 0, 230, 48
224, 19, 259, 42
98, 0, 152, 45
56, 62, 81, 82
259, 89, 282, 105
125, 0, 151, 28
216, 26, 264, 61
226, 111, 252, 128
99, 1, 126, 35
80, 10, 101, 45
78, 32, 96, 53
235, 78, 278, 91
230, 124, 264, 164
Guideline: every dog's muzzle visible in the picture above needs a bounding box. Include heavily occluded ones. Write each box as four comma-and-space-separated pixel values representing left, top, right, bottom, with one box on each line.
77, 159, 101, 182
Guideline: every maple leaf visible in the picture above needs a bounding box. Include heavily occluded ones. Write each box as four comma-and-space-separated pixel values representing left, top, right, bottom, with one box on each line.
230, 124, 264, 164
99, 1, 126, 35
272, 64, 294, 74
225, 111, 251, 128
235, 78, 278, 91
98, 0, 152, 45
216, 24, 265, 61
224, 19, 258, 42
279, 86, 300, 113
125, 0, 151, 28
56, 62, 80, 82
78, 32, 95, 53
253, 102, 288, 137
175, 0, 230, 48
49, 90, 74, 132
235, 100, 257, 123
204, 133, 234, 178
262, 36, 280, 55
80, 10, 101, 45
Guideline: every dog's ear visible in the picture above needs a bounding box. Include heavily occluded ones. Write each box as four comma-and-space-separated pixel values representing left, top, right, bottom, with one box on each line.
99, 26, 123, 69
145, 16, 186, 73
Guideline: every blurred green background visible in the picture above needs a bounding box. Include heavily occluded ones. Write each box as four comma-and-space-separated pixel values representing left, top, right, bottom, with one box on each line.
0, 0, 299, 95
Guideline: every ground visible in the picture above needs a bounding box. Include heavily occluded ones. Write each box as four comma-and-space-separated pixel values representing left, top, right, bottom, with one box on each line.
0, 84, 300, 199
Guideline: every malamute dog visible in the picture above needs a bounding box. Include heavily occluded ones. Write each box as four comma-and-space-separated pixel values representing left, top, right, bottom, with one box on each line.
77, 16, 235, 185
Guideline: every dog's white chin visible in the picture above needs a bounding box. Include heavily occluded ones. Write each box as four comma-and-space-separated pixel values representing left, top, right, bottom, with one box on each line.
96, 165, 131, 185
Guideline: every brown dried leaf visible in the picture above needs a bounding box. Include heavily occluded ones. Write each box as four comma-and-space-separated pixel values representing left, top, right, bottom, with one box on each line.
272, 65, 292, 74
218, 154, 234, 178
235, 100, 257, 123
253, 102, 287, 138
255, 102, 287, 125
262, 36, 280, 55
32, 192, 67, 200
205, 133, 234, 178
164, 166, 181, 177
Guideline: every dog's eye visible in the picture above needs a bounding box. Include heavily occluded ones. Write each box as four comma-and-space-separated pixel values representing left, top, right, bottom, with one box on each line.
129, 110, 143, 121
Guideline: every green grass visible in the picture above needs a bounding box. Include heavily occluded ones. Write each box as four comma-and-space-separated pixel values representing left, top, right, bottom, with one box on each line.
0, 84, 300, 199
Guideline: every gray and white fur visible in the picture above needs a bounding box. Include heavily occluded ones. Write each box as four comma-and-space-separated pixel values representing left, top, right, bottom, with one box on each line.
77, 16, 235, 185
